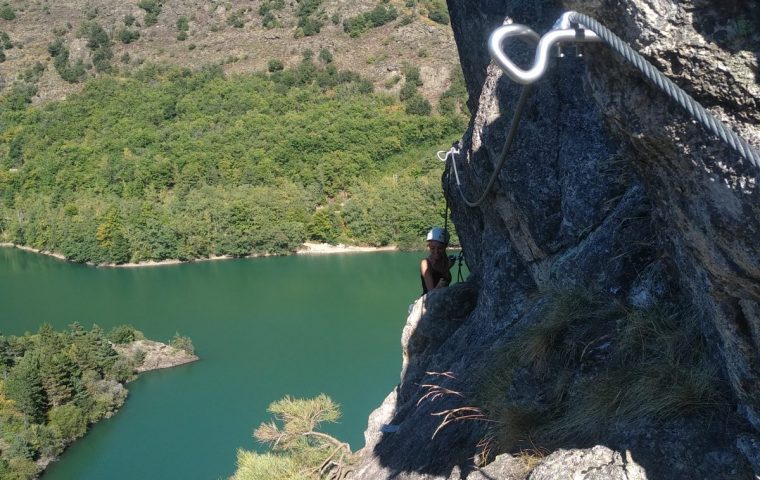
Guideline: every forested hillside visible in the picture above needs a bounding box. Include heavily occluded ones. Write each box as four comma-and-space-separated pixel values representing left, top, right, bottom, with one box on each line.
0, 0, 466, 264
0, 324, 193, 479
0, 58, 467, 263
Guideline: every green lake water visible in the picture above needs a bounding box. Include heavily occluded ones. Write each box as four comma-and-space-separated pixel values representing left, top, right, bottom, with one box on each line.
0, 247, 425, 479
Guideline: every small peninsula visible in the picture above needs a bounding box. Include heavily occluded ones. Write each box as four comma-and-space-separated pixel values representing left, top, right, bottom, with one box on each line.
0, 324, 197, 479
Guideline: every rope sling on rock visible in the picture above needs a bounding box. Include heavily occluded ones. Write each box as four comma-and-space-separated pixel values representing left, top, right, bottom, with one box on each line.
441, 10, 760, 209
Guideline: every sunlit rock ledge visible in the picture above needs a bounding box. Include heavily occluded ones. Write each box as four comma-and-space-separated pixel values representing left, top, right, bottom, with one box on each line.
113, 339, 199, 373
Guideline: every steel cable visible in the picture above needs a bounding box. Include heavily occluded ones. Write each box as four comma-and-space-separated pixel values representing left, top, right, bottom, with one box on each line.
449, 85, 533, 208
568, 11, 760, 169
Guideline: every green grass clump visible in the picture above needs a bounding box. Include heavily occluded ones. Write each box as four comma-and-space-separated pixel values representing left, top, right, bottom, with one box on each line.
474, 290, 727, 459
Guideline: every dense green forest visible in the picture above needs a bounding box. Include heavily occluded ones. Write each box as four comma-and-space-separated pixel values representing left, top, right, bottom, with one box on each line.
0, 324, 168, 479
0, 57, 467, 264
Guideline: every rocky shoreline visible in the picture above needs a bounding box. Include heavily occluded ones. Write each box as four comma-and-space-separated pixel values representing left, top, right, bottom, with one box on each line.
30, 338, 198, 476
113, 339, 199, 373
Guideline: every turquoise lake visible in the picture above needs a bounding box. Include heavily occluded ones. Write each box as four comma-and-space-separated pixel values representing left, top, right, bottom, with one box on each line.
0, 247, 427, 479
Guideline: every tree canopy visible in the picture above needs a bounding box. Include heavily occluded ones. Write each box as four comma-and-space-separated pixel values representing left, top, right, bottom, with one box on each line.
0, 324, 148, 479
0, 61, 465, 264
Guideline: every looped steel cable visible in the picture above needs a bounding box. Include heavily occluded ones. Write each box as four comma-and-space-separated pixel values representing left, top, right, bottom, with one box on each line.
487, 11, 760, 169
446, 86, 534, 208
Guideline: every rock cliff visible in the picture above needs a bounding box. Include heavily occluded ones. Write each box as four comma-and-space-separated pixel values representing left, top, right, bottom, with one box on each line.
351, 1, 760, 479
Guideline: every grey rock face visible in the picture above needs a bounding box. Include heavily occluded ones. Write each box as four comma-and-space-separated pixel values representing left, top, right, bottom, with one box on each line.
527, 446, 646, 480
350, 0, 759, 479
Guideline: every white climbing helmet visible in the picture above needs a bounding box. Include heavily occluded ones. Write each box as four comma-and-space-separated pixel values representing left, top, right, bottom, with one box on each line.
426, 227, 448, 245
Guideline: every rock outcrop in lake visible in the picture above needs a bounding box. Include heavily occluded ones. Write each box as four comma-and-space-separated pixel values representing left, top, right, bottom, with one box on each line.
351, 1, 760, 479
113, 339, 199, 373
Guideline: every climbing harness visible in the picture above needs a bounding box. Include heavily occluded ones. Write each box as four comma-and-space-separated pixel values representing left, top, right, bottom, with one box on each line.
487, 11, 760, 169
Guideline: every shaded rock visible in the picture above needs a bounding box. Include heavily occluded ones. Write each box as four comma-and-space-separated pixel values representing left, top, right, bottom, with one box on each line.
351, 0, 759, 479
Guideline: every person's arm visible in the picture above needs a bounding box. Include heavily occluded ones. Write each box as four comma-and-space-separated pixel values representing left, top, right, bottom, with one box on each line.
421, 259, 439, 292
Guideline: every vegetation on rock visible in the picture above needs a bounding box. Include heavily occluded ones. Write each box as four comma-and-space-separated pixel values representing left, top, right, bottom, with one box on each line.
469, 289, 729, 462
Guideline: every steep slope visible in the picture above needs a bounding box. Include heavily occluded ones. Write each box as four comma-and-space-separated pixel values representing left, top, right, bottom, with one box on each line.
350, 0, 760, 479
0, 0, 457, 103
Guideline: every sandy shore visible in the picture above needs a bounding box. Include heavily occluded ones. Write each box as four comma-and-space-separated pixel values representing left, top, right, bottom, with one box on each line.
297, 242, 397, 255
1, 241, 398, 267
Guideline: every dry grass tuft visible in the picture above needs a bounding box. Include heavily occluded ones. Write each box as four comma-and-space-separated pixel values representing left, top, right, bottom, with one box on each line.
472, 290, 728, 462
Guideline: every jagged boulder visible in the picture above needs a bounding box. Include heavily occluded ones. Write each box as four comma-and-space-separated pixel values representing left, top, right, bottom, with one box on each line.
350, 0, 760, 479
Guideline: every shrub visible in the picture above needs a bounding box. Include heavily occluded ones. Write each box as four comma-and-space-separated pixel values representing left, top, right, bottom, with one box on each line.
84, 5, 99, 20
422, 0, 449, 25
299, 17, 322, 36
318, 48, 332, 64
343, 4, 397, 37
176, 16, 189, 32
92, 46, 113, 73
261, 12, 277, 28
401, 62, 422, 86
107, 325, 138, 344
399, 14, 414, 26
170, 333, 194, 355
138, 0, 161, 26
267, 59, 283, 72
427, 9, 449, 25
0, 5, 16, 20
80, 22, 110, 50
0, 30, 11, 49
118, 28, 140, 44
48, 404, 88, 442
398, 81, 417, 101
384, 74, 401, 88
227, 9, 246, 28
404, 94, 431, 115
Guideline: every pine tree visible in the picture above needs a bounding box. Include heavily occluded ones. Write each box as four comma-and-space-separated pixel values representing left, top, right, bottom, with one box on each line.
232, 395, 354, 480
0, 334, 14, 378
5, 353, 48, 424
40, 352, 78, 407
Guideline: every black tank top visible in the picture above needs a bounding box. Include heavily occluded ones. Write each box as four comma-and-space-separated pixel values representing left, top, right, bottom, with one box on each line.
421, 259, 451, 294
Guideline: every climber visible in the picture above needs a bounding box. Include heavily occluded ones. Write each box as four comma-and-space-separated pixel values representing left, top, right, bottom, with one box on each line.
421, 227, 453, 295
